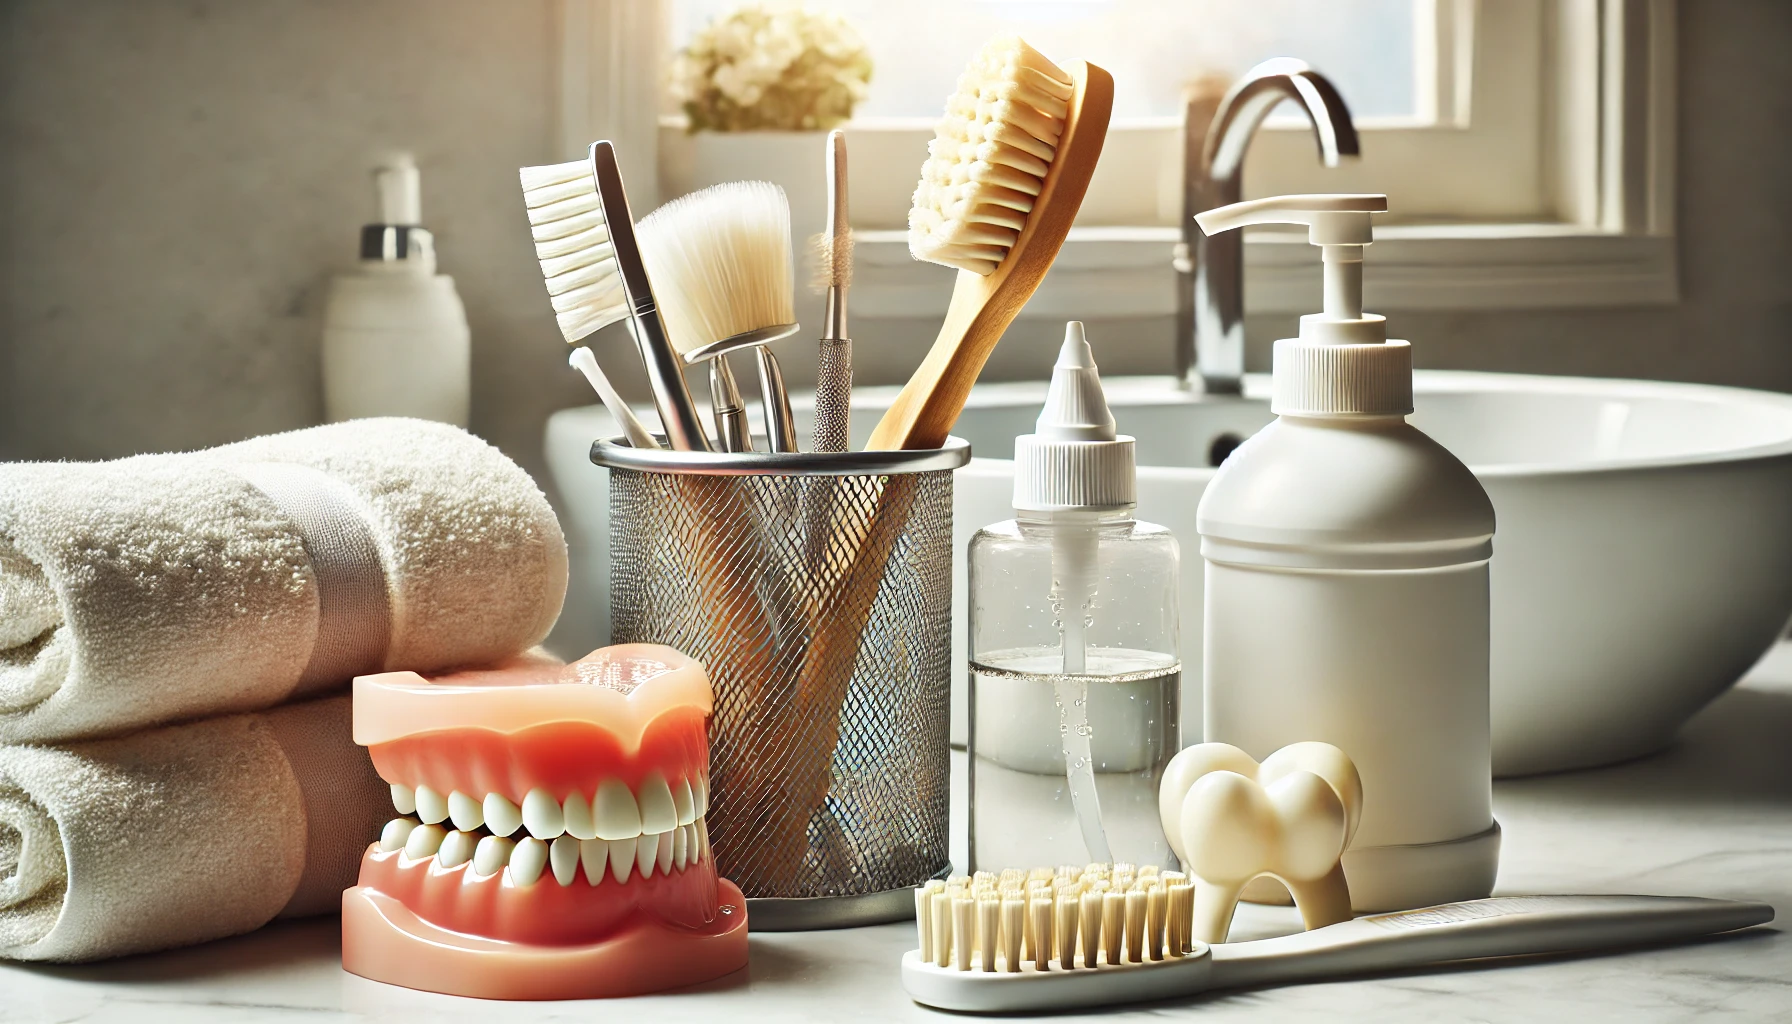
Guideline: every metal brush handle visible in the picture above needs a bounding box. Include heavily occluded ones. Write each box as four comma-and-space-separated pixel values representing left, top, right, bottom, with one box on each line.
708, 357, 752, 453
756, 348, 799, 453
589, 141, 711, 452
814, 335, 853, 453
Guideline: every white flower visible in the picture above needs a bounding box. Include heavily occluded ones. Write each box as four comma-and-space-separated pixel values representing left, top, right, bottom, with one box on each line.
671, 2, 873, 132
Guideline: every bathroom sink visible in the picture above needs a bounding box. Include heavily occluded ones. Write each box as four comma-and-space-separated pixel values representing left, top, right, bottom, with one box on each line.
545, 369, 1792, 776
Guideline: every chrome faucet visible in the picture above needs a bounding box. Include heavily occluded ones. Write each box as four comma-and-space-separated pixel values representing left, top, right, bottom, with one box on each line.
1175, 58, 1359, 394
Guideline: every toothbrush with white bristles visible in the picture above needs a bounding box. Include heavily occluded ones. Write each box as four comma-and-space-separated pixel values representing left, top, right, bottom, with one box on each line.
519, 141, 711, 451
568, 346, 659, 449
902, 868, 1773, 1014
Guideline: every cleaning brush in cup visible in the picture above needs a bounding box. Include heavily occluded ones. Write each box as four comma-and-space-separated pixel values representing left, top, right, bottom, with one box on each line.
902, 870, 1774, 1014
636, 181, 800, 453
519, 141, 711, 451
867, 36, 1114, 451
812, 129, 854, 454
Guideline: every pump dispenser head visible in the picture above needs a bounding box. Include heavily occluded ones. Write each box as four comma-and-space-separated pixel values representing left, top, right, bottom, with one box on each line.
1197, 193, 1411, 416
361, 151, 435, 272
1013, 322, 1137, 512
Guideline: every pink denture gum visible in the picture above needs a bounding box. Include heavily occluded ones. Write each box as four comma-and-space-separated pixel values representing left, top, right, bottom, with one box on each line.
341, 644, 748, 1000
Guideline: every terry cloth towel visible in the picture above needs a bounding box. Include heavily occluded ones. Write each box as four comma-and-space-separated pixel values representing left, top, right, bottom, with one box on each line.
0, 417, 568, 744
0, 694, 388, 962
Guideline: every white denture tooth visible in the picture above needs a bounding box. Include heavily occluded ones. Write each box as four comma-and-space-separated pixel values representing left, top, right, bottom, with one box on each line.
637, 833, 659, 880
379, 817, 419, 852
550, 836, 581, 886
483, 792, 523, 837
448, 790, 484, 832
414, 785, 449, 825
593, 778, 642, 840
562, 791, 596, 841
509, 837, 549, 886
522, 787, 566, 839
609, 837, 637, 884
656, 829, 675, 874
472, 835, 516, 878
672, 776, 696, 826
697, 817, 710, 862
390, 783, 416, 815
404, 823, 446, 860
580, 838, 608, 885
693, 775, 709, 817
673, 825, 689, 871
438, 830, 477, 869
638, 771, 678, 834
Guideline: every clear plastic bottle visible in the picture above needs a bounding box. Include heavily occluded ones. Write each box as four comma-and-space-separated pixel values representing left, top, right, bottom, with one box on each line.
967, 323, 1180, 872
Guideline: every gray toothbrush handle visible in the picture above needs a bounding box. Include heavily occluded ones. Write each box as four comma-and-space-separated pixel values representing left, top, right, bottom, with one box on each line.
1209, 895, 1774, 991
589, 141, 711, 452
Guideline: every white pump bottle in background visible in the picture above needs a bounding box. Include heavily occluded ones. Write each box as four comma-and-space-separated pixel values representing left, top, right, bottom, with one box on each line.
1193, 195, 1499, 913
322, 152, 471, 426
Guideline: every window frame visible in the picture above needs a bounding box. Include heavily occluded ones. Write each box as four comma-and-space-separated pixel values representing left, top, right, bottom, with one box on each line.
563, 0, 1677, 316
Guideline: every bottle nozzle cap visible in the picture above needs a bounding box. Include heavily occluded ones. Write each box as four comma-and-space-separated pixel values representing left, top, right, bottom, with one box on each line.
1013, 322, 1136, 512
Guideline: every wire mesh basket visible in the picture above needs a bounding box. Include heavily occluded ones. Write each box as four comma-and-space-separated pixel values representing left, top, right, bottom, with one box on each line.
591, 437, 970, 929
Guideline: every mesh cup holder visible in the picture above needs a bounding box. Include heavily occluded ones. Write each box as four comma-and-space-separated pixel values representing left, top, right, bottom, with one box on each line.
591, 437, 969, 919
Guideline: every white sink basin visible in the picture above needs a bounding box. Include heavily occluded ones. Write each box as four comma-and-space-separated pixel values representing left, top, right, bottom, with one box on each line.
545, 369, 1792, 776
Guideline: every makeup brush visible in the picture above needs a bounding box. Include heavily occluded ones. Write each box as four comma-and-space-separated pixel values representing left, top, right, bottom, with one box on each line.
519, 141, 711, 451
866, 36, 1113, 450
812, 129, 854, 454
635, 181, 799, 453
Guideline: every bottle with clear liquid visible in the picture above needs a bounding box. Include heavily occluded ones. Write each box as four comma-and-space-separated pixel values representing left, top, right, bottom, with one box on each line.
967, 323, 1180, 872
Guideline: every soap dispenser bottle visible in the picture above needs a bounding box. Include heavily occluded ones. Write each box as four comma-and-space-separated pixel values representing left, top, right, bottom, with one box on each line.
1193, 195, 1498, 912
322, 152, 471, 426
967, 322, 1180, 872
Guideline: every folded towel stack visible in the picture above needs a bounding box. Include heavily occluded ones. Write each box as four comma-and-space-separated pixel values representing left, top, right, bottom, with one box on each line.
0, 418, 568, 961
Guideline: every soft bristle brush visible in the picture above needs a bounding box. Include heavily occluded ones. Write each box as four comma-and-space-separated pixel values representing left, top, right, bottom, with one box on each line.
519, 141, 711, 451
812, 129, 854, 454
866, 36, 1114, 451
635, 180, 800, 453
568, 346, 658, 449
902, 868, 1772, 1014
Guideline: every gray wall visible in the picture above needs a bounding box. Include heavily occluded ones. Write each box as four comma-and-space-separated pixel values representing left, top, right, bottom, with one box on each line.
4, 0, 1790, 486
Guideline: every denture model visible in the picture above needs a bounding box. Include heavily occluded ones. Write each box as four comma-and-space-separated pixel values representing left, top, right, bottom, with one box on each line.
1158, 741, 1363, 945
341, 644, 747, 1000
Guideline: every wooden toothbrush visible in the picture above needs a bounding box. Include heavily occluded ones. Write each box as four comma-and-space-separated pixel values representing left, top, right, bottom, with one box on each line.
866, 37, 1114, 451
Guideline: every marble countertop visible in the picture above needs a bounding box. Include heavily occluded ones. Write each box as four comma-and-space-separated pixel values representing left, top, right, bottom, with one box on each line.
6, 649, 1791, 1022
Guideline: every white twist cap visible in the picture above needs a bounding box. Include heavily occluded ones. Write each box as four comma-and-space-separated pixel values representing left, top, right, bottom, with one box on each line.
1196, 193, 1412, 416
1013, 322, 1137, 512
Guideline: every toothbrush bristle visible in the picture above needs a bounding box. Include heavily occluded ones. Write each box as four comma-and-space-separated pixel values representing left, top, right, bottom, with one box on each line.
519, 158, 628, 344
635, 181, 796, 360
919, 864, 1200, 972
908, 35, 1074, 276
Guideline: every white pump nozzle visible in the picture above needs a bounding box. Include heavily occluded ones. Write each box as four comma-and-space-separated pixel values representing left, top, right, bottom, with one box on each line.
1197, 194, 1411, 416
373, 152, 422, 226
1198, 193, 1386, 344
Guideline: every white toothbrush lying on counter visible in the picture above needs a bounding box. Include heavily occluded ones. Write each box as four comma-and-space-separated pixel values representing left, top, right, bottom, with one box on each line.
902, 885, 1773, 1014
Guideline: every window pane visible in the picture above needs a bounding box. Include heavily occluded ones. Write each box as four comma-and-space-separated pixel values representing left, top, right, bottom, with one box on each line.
669, 0, 1419, 121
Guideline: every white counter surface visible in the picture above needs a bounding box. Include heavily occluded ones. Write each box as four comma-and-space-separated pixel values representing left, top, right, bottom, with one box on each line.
5, 647, 1791, 1022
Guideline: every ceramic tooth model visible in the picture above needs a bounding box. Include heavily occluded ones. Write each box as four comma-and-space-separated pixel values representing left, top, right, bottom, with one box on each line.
1158, 741, 1362, 943
341, 644, 748, 1000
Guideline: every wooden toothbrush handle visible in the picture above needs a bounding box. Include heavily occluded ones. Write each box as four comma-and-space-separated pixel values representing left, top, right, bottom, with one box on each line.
866, 58, 1115, 452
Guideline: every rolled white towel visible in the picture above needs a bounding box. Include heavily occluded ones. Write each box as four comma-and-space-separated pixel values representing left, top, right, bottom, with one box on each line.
0, 694, 388, 961
0, 417, 567, 743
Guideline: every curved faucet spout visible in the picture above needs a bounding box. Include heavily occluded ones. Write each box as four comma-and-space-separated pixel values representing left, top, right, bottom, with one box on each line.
1177, 58, 1358, 394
